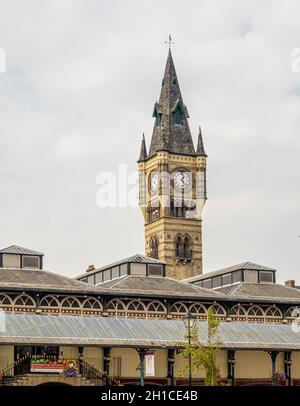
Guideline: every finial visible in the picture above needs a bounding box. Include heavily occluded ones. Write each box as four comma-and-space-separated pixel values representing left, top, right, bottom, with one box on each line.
165, 34, 174, 49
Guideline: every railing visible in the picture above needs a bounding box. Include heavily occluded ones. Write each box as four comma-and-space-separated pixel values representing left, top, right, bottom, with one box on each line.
77, 359, 117, 386
0, 354, 32, 385
0, 355, 118, 386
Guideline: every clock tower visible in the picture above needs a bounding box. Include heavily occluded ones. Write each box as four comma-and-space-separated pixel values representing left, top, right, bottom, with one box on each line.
138, 49, 207, 280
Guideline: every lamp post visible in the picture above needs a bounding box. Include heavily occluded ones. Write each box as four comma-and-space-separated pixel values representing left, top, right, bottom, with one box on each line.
183, 310, 197, 386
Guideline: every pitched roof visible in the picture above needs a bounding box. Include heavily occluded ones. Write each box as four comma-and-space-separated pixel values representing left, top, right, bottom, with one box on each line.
76, 254, 165, 279
148, 49, 196, 158
184, 261, 277, 283
2, 313, 300, 350
0, 267, 98, 294
98, 274, 220, 298
0, 245, 44, 256
217, 282, 300, 302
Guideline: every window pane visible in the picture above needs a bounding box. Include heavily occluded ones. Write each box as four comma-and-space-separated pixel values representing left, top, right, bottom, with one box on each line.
22, 256, 39, 269
103, 269, 111, 282
111, 266, 120, 279
222, 273, 232, 286
95, 272, 103, 284
259, 271, 273, 283
244, 270, 258, 283
80, 277, 88, 283
203, 279, 212, 289
212, 276, 222, 288
3, 254, 20, 268
120, 264, 128, 276
87, 275, 95, 285
148, 264, 163, 277
232, 270, 243, 283
130, 263, 147, 276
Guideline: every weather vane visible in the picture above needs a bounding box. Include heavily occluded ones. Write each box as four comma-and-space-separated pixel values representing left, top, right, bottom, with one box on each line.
165, 34, 174, 49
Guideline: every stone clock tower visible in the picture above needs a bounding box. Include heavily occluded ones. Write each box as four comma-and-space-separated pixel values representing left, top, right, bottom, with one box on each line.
138, 49, 207, 280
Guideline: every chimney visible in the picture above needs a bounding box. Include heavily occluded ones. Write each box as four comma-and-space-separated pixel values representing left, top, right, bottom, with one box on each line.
285, 280, 295, 288
86, 264, 95, 273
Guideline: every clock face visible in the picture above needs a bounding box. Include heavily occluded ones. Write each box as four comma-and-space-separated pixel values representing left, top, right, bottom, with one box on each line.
174, 171, 191, 191
150, 172, 159, 193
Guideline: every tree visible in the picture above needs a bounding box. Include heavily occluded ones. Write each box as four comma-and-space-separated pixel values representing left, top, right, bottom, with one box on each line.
181, 307, 223, 386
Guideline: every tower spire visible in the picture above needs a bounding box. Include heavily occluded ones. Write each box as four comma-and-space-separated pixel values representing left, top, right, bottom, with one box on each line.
196, 126, 207, 156
138, 133, 147, 162
148, 49, 195, 158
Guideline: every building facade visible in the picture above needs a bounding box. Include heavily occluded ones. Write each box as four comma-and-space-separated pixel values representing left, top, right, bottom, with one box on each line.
0, 50, 299, 387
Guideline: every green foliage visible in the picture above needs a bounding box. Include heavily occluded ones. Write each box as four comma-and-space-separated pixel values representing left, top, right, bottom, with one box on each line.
181, 308, 223, 386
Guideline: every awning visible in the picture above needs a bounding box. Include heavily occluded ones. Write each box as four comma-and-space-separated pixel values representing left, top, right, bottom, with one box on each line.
0, 313, 300, 350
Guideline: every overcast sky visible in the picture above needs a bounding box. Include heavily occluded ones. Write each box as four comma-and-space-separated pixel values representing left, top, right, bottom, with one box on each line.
0, 0, 299, 282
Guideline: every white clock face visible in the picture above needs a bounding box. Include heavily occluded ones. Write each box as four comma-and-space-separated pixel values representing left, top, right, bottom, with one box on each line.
151, 172, 159, 193
174, 171, 191, 191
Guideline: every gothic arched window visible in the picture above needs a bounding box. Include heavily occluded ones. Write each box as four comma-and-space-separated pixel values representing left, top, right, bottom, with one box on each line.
14, 294, 35, 307
175, 235, 182, 257
183, 237, 190, 259
150, 236, 159, 259
175, 234, 192, 260
40, 296, 60, 307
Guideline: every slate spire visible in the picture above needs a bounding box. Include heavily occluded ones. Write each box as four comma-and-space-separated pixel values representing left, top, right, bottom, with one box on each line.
148, 49, 196, 158
196, 126, 207, 156
138, 133, 147, 162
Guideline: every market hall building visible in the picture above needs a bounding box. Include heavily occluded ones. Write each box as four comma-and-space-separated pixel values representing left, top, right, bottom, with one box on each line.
1, 50, 300, 386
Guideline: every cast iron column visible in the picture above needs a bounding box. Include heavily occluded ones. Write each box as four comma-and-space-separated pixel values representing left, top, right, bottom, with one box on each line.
167, 349, 175, 386
227, 350, 236, 386
103, 347, 111, 386
284, 351, 292, 386
137, 348, 148, 386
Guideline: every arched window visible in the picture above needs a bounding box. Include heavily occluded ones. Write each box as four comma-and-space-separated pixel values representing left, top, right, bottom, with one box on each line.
170, 302, 188, 314
285, 306, 299, 319
147, 301, 166, 313
0, 294, 12, 306
247, 306, 264, 319
107, 299, 126, 311
150, 236, 159, 259
265, 306, 282, 318
183, 237, 191, 259
40, 296, 60, 307
189, 303, 206, 316
14, 294, 35, 307
127, 300, 146, 312
175, 236, 182, 257
209, 304, 226, 316
175, 235, 192, 260
61, 297, 81, 308
82, 298, 102, 310
230, 305, 247, 317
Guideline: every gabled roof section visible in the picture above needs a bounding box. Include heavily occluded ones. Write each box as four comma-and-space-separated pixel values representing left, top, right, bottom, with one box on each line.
0, 267, 98, 294
184, 261, 277, 283
98, 274, 221, 298
148, 49, 196, 158
0, 245, 44, 256
75, 254, 165, 280
217, 282, 300, 302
